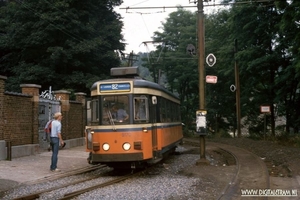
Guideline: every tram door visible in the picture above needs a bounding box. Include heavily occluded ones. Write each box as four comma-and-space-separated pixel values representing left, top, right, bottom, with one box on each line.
150, 96, 158, 150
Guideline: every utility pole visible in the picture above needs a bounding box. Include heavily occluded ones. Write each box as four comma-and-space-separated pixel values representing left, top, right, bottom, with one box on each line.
127, 51, 138, 67
197, 0, 207, 163
234, 39, 241, 137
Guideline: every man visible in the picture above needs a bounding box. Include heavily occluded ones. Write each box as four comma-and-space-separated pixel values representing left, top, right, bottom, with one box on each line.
50, 112, 64, 172
112, 104, 129, 121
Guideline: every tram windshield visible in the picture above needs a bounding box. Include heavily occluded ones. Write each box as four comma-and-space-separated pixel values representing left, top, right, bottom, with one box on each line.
102, 95, 129, 124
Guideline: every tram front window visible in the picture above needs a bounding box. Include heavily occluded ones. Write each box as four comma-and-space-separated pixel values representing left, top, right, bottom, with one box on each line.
102, 95, 129, 125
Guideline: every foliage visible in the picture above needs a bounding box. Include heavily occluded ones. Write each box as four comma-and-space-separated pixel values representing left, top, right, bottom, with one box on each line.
148, 8, 199, 128
148, 0, 300, 137
0, 0, 124, 94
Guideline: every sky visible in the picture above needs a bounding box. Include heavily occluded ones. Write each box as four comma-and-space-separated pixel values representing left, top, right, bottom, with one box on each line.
115, 0, 223, 54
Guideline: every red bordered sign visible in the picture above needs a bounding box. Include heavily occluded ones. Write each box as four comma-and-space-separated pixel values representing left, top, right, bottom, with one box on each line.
206, 75, 217, 84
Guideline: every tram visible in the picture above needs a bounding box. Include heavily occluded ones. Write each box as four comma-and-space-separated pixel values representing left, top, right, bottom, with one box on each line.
85, 67, 183, 169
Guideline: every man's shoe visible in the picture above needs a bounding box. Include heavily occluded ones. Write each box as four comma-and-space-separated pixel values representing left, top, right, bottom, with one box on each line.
51, 168, 61, 172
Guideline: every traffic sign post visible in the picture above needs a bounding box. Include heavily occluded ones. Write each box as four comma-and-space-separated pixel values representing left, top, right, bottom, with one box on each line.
261, 105, 271, 139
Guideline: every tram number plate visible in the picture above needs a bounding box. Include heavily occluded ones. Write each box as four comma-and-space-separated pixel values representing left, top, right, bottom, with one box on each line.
122, 133, 131, 137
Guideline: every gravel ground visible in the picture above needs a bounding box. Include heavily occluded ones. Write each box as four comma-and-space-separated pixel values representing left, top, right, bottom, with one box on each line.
2, 146, 224, 200
3, 137, 298, 200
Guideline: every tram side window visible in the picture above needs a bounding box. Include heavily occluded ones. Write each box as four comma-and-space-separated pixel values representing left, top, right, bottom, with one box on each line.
168, 102, 173, 121
160, 98, 166, 122
91, 98, 99, 124
173, 102, 180, 121
174, 103, 181, 121
160, 99, 180, 122
134, 96, 148, 122
166, 100, 172, 122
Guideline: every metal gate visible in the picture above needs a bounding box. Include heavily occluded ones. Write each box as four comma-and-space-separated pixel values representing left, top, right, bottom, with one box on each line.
38, 97, 61, 149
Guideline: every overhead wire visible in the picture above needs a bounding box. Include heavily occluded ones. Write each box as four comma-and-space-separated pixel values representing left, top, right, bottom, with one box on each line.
129, 0, 151, 7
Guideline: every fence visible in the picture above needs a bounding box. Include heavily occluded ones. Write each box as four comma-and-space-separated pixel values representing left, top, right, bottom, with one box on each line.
0, 75, 87, 160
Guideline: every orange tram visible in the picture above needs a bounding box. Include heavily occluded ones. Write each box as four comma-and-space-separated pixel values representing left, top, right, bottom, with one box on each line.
85, 67, 183, 169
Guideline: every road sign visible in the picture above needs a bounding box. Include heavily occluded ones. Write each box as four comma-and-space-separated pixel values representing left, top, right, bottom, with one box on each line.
206, 75, 217, 84
260, 106, 270, 113
196, 110, 207, 135
206, 53, 216, 67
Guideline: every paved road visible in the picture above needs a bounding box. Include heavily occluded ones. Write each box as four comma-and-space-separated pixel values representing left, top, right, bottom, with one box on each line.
211, 142, 269, 200
183, 138, 300, 199
0, 146, 90, 193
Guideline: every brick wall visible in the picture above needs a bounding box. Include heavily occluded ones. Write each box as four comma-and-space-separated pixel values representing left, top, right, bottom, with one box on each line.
0, 76, 87, 147
66, 102, 85, 139
0, 75, 7, 141
4, 94, 33, 145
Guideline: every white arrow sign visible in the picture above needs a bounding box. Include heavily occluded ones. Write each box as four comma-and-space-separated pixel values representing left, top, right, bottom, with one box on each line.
206, 75, 218, 84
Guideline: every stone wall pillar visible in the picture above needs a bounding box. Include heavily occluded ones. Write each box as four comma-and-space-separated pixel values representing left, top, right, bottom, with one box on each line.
75, 92, 87, 137
54, 90, 70, 112
54, 90, 70, 139
75, 92, 86, 104
0, 76, 7, 140
20, 84, 41, 144
20, 84, 41, 102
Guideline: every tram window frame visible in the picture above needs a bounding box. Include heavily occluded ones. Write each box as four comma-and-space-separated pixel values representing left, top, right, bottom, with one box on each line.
134, 95, 149, 122
90, 97, 99, 125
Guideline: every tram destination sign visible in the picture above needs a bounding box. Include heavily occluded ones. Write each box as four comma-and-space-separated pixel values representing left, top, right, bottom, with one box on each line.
100, 83, 131, 93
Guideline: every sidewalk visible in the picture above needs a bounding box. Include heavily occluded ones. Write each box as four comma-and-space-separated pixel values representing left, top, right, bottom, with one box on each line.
0, 145, 90, 193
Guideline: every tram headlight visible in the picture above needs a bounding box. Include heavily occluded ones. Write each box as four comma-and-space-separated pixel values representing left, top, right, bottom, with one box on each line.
142, 127, 148, 133
102, 143, 110, 151
123, 142, 131, 151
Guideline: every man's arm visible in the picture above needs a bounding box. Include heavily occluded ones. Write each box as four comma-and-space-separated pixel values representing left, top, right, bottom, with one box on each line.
58, 132, 64, 145
57, 124, 64, 145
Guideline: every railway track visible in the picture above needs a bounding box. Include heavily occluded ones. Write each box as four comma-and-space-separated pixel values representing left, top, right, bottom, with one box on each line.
12, 165, 147, 200
22, 164, 105, 186
58, 170, 144, 200
183, 138, 270, 200
12, 164, 108, 200
7, 139, 272, 199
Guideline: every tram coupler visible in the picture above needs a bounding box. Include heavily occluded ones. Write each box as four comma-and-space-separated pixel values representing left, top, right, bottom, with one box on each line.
131, 162, 136, 169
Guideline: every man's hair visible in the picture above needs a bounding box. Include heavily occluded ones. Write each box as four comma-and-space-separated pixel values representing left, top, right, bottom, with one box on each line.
54, 112, 62, 119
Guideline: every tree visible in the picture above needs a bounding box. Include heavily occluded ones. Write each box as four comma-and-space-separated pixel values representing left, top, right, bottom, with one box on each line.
0, 0, 124, 94
148, 0, 300, 137
275, 0, 300, 133
150, 8, 199, 128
